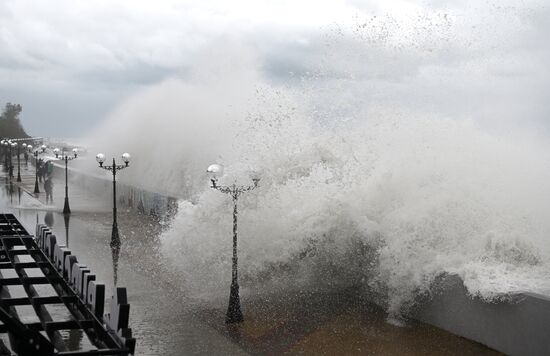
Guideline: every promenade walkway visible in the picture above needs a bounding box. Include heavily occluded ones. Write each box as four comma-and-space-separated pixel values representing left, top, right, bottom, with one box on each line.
0, 163, 247, 355
2, 160, 107, 213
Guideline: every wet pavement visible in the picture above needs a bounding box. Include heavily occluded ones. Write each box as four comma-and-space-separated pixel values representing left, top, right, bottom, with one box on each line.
0, 161, 501, 355
206, 290, 501, 355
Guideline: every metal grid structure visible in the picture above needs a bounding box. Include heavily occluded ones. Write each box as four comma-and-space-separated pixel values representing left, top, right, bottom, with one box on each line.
0, 214, 135, 355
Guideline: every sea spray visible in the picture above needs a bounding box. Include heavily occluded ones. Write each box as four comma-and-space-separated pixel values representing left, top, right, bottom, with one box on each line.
82, 3, 550, 317
158, 106, 550, 316
89, 67, 550, 317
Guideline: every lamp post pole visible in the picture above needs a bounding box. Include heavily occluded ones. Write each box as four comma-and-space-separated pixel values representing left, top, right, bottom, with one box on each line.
8, 143, 14, 179
207, 164, 259, 324
33, 150, 40, 194
55, 148, 78, 215
112, 240, 120, 286
16, 143, 21, 182
96, 153, 131, 248
64, 155, 70, 213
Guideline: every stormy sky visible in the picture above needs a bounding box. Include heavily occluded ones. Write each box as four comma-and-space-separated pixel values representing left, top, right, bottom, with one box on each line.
1, 0, 549, 137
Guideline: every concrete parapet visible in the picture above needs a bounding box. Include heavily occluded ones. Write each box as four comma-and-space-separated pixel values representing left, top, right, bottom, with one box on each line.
410, 274, 550, 356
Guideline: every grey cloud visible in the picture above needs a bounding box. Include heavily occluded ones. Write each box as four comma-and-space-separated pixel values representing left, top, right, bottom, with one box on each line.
1, 0, 550, 137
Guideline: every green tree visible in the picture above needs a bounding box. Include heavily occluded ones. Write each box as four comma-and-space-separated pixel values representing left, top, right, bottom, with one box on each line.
0, 102, 29, 138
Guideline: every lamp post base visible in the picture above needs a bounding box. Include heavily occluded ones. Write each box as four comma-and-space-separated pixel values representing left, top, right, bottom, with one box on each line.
226, 283, 244, 324
111, 223, 121, 249
16, 172, 21, 182
63, 197, 71, 215
34, 180, 40, 194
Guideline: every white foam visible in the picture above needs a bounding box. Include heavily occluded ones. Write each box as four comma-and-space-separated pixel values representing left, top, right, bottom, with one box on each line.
81, 4, 550, 315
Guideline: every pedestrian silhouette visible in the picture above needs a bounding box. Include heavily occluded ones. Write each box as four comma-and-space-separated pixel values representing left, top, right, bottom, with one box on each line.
38, 159, 44, 182
44, 175, 54, 204
41, 161, 48, 182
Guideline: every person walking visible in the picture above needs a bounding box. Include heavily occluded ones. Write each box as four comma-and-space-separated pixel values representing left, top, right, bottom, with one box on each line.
44, 175, 53, 204
41, 161, 48, 183
38, 159, 44, 183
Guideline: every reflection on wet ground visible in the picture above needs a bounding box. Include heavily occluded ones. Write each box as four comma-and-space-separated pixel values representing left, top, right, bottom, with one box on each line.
0, 164, 501, 355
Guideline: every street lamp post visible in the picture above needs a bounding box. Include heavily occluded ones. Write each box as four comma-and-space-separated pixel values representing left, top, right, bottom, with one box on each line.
31, 144, 47, 194
54, 147, 78, 215
9, 142, 15, 179
31, 146, 40, 194
15, 142, 21, 182
96, 153, 131, 248
206, 164, 260, 324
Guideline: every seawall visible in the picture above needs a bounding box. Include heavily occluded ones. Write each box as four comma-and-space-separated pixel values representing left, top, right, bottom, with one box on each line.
410, 274, 550, 356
